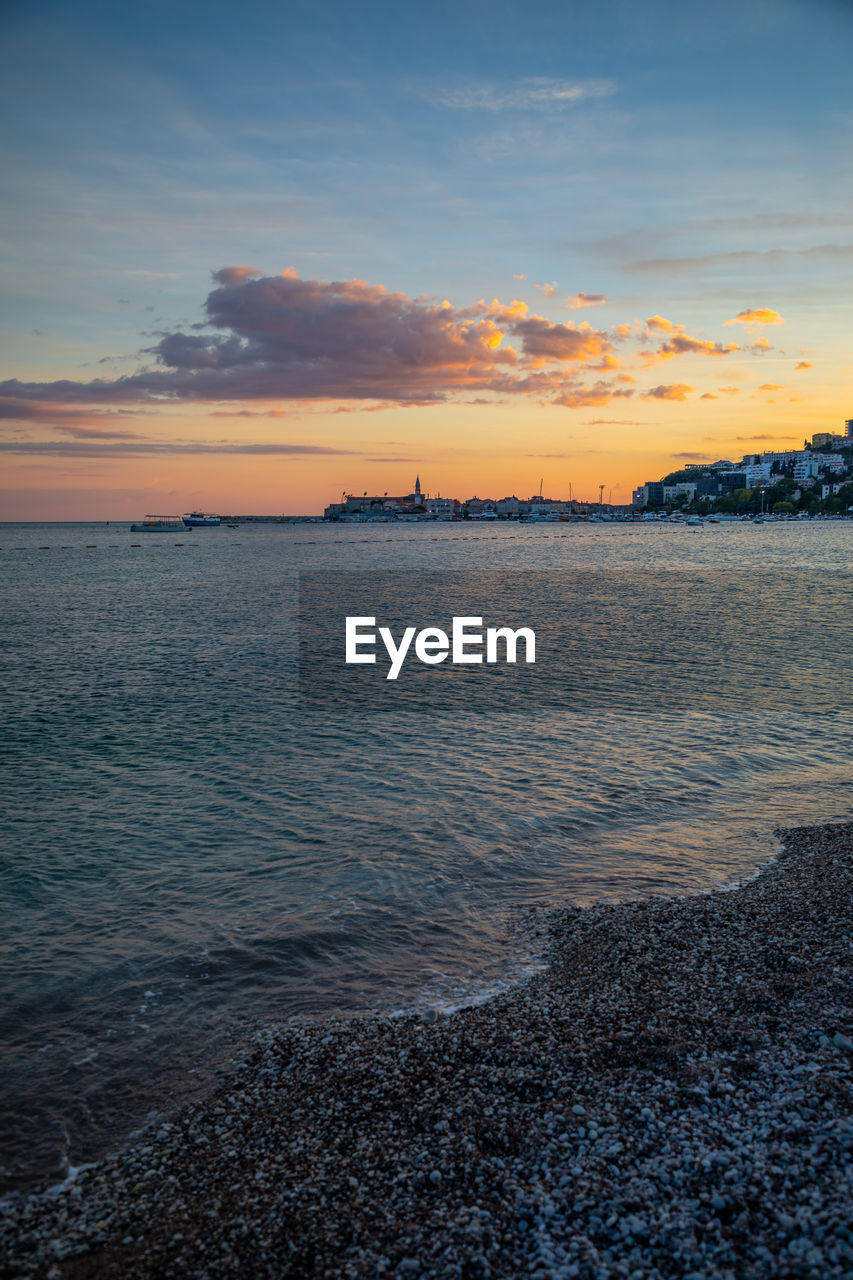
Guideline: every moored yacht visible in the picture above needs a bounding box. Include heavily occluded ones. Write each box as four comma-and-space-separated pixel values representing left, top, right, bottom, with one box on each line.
130, 515, 187, 532
182, 512, 221, 527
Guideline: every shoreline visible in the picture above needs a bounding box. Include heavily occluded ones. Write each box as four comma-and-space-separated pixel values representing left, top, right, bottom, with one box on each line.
2, 822, 850, 1278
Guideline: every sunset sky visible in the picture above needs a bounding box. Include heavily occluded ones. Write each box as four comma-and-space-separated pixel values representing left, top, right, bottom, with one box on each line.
1, 0, 851, 518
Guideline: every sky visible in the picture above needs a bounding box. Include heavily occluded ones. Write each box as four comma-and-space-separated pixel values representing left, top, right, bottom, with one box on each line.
1, 0, 851, 518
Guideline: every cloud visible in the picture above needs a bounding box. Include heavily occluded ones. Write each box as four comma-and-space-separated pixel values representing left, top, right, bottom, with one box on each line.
717, 386, 740, 395
642, 384, 694, 401
535, 282, 559, 297
700, 393, 718, 400
585, 418, 649, 425
490, 314, 611, 363
209, 408, 289, 418
3, 268, 789, 428
553, 382, 634, 408
794, 361, 813, 370
52, 424, 149, 440
673, 452, 712, 460
655, 335, 739, 359
0, 441, 358, 457
0, 397, 150, 436
627, 245, 853, 274
723, 308, 784, 330
435, 77, 615, 111
645, 315, 681, 333
758, 383, 785, 391
736, 435, 799, 441
1, 268, 619, 411
513, 273, 527, 280
213, 265, 265, 287
641, 317, 739, 361
565, 293, 606, 309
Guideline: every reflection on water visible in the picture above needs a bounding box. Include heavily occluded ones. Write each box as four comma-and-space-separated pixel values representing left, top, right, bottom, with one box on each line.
1, 520, 851, 1190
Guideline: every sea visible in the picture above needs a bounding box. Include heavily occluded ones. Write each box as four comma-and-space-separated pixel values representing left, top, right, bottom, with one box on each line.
1, 518, 851, 1193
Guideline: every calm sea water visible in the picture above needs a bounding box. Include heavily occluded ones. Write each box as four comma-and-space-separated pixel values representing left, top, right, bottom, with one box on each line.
1, 519, 851, 1192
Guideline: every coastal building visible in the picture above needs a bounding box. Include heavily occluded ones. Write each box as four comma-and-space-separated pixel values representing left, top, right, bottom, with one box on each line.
637, 481, 664, 508
743, 463, 773, 486
792, 455, 845, 482
324, 476, 429, 519
761, 450, 803, 467
662, 482, 697, 503
426, 496, 458, 518
496, 496, 521, 517
717, 471, 749, 491
462, 497, 499, 518
793, 457, 819, 482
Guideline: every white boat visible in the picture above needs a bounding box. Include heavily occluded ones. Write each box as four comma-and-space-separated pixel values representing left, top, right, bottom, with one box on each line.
685, 516, 703, 526
182, 512, 221, 527
130, 515, 187, 532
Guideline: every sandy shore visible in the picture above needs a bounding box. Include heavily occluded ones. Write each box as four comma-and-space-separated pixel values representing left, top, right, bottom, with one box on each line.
2, 821, 851, 1279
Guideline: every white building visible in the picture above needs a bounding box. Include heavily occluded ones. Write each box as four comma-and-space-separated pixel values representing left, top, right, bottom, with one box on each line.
662, 482, 697, 503
793, 456, 821, 482
743, 463, 773, 486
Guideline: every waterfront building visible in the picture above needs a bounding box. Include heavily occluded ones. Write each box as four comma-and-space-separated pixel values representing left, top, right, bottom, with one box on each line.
662, 482, 697, 503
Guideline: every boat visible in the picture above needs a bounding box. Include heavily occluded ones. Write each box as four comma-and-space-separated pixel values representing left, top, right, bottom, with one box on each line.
129, 515, 187, 532
685, 515, 704, 527
182, 512, 221, 527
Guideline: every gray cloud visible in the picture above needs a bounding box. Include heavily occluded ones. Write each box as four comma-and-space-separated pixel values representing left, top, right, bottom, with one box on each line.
628, 244, 853, 275
0, 441, 357, 457
1, 268, 615, 411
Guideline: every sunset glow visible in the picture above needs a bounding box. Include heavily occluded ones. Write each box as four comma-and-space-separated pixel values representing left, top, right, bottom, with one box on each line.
1, 0, 850, 518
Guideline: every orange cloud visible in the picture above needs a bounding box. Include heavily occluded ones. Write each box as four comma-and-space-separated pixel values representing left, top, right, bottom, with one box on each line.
758, 383, 784, 391
535, 282, 559, 296
655, 335, 740, 360
2, 269, 618, 412
642, 384, 694, 401
565, 292, 606, 309
590, 354, 621, 372
717, 386, 740, 395
701, 393, 718, 400
213, 265, 264, 287
795, 361, 813, 370
723, 307, 784, 330
645, 315, 682, 333
507, 316, 611, 363
553, 381, 634, 407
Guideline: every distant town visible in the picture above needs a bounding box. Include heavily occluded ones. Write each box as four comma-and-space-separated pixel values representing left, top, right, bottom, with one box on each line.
317, 420, 853, 523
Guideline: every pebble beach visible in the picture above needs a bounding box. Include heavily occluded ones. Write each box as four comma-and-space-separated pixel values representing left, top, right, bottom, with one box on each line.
2, 821, 851, 1279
